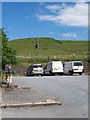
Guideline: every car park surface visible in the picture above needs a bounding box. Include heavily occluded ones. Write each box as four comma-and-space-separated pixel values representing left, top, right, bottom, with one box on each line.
2, 74, 88, 118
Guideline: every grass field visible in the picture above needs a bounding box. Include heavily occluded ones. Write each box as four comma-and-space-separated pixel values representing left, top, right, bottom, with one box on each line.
8, 37, 88, 66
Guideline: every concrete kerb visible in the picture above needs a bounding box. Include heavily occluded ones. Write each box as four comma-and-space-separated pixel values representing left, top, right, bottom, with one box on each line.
0, 99, 62, 108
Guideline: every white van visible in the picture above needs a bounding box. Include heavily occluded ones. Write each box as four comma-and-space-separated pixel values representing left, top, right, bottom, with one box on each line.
44, 61, 63, 75
63, 61, 84, 75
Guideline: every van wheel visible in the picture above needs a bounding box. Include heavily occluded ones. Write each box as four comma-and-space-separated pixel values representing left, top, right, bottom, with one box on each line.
69, 71, 73, 75
60, 73, 63, 76
49, 71, 53, 76
79, 73, 82, 75
44, 71, 45, 76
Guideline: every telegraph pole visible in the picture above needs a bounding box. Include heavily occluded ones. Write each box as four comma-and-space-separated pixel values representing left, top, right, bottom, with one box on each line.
34, 38, 39, 56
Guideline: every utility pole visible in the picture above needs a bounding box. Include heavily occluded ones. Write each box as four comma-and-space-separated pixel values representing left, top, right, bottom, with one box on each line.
34, 38, 39, 56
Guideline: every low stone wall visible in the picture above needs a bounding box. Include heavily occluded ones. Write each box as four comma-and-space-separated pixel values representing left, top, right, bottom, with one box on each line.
11, 65, 28, 76
84, 63, 90, 75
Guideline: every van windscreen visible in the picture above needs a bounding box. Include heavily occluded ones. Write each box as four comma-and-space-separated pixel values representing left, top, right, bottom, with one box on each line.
74, 62, 82, 66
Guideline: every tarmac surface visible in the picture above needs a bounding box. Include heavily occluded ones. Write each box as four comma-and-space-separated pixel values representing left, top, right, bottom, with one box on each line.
0, 74, 89, 118
2, 86, 49, 104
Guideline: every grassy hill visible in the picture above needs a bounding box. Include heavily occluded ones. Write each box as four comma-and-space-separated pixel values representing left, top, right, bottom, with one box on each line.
8, 37, 88, 65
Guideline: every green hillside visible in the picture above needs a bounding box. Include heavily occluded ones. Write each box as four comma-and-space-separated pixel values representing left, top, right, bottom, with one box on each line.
8, 37, 88, 65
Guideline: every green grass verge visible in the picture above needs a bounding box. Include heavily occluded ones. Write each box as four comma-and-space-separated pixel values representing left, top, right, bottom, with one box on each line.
8, 37, 89, 66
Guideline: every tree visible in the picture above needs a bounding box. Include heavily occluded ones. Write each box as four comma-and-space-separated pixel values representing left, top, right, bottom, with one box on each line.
0, 29, 2, 73
0, 28, 17, 69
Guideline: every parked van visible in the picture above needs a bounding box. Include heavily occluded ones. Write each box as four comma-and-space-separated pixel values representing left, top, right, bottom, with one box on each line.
44, 61, 63, 75
63, 61, 84, 75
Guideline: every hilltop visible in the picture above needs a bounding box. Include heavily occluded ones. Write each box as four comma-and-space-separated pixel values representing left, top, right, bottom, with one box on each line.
8, 37, 88, 56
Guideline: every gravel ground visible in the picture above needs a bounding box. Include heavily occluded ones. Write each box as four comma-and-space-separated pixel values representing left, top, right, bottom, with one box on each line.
0, 74, 88, 118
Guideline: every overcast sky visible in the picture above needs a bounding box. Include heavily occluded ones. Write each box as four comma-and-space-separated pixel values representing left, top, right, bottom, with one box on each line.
2, 1, 89, 40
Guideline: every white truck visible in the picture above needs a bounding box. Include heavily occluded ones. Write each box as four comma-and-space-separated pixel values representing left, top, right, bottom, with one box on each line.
63, 61, 84, 75
44, 61, 64, 75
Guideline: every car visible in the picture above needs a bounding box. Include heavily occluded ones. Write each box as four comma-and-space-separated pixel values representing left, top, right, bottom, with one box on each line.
26, 64, 44, 76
